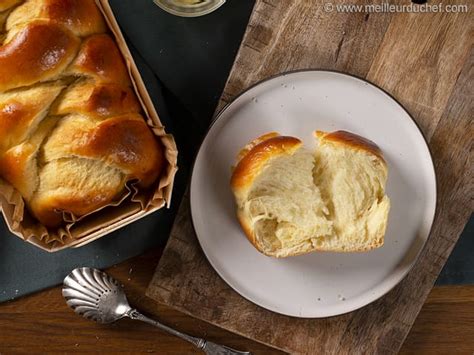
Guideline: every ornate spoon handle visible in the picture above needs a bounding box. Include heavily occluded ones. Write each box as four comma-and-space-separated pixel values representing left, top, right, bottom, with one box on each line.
127, 309, 251, 355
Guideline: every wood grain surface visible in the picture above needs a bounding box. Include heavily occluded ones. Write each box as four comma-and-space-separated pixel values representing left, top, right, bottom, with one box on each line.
0, 248, 473, 354
148, 0, 473, 354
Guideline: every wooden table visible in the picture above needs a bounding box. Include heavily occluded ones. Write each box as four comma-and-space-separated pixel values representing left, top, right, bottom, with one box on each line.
0, 249, 473, 354
1, 1, 472, 353
147, 1, 472, 353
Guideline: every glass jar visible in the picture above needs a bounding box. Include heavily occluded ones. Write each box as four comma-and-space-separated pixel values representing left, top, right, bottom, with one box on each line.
153, 0, 226, 17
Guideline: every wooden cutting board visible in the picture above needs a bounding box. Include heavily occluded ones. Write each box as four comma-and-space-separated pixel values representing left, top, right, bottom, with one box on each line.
147, 1, 473, 353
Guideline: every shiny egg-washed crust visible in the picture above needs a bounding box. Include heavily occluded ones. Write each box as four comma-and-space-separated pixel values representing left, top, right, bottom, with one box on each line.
69, 34, 131, 86
315, 130, 386, 164
0, 0, 164, 229
234, 131, 280, 162
230, 134, 302, 203
0, 21, 80, 92
53, 82, 141, 119
5, 0, 106, 36
0, 0, 22, 12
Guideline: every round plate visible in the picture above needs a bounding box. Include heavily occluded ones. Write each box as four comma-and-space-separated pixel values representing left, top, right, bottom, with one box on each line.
190, 70, 436, 318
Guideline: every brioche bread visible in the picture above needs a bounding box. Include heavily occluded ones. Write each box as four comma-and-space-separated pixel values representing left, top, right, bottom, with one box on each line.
230, 130, 390, 257
0, 0, 164, 228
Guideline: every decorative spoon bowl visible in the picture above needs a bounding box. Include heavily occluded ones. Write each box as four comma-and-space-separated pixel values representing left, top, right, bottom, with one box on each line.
63, 267, 251, 355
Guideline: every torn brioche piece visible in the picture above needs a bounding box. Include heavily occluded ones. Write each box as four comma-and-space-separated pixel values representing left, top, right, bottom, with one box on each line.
230, 130, 390, 257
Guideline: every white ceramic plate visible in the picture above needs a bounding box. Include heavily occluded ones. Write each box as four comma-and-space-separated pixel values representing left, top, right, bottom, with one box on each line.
190, 70, 437, 318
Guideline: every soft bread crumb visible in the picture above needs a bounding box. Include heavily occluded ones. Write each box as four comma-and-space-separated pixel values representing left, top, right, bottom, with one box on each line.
245, 150, 333, 253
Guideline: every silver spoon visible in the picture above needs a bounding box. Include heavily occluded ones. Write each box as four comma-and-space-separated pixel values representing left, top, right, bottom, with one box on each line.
63, 267, 251, 355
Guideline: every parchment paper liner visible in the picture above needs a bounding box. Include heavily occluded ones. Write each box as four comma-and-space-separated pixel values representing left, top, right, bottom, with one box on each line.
0, 0, 178, 252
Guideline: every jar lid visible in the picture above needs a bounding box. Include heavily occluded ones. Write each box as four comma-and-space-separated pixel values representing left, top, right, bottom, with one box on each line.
153, 0, 226, 17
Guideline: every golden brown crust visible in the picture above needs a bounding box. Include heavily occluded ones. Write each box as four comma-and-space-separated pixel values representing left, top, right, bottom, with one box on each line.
0, 0, 21, 12
0, 21, 80, 91
0, 116, 56, 201
70, 34, 130, 86
0, 84, 64, 153
71, 115, 163, 187
6, 0, 106, 37
230, 135, 302, 193
53, 82, 141, 118
235, 132, 280, 162
0, 143, 37, 199
316, 130, 386, 163
27, 202, 63, 229
28, 155, 127, 228
38, 0, 105, 36
0, 100, 41, 151
0, 0, 22, 12
43, 114, 163, 188
30, 180, 122, 228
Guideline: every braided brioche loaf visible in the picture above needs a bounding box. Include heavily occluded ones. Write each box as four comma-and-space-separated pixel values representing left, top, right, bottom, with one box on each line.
0, 0, 164, 228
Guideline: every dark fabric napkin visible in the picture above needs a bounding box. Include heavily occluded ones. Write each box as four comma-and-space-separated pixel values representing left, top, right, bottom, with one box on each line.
0, 0, 470, 303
